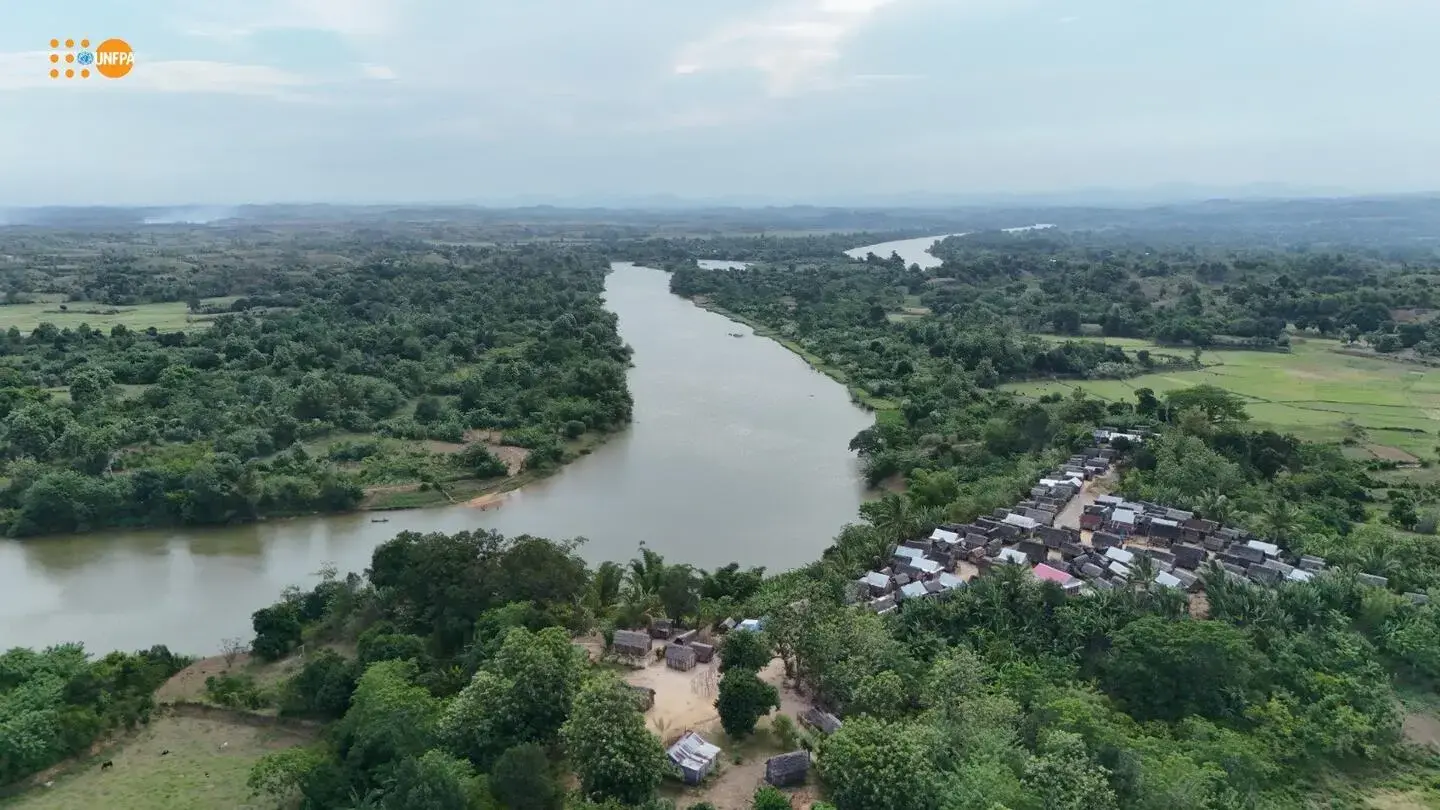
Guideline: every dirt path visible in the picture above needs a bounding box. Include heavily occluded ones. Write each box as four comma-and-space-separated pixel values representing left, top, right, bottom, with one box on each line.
1056, 473, 1115, 530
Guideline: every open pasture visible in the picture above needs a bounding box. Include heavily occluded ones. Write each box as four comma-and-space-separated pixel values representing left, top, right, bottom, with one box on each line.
1006, 338, 1440, 458
1, 713, 310, 810
0, 299, 235, 333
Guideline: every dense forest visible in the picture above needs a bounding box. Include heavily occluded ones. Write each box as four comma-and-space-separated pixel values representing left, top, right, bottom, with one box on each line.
5, 213, 1440, 809
0, 233, 632, 536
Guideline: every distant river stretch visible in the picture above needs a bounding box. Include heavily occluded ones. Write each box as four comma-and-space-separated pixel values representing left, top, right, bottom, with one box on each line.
0, 260, 880, 655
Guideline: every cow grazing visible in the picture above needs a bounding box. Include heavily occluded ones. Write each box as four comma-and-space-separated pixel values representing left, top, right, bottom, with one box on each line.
100, 760, 114, 770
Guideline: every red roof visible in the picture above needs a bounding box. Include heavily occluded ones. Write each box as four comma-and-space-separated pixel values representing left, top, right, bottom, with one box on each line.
1032, 563, 1075, 585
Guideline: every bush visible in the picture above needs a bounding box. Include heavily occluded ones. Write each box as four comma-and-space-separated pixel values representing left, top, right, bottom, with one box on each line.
357, 628, 429, 668
282, 650, 358, 719
753, 786, 792, 810
204, 673, 268, 709
771, 714, 800, 750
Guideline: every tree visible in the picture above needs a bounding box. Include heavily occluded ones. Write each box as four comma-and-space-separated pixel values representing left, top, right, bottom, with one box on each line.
1102, 616, 1261, 722
817, 717, 940, 810
490, 744, 561, 810
251, 600, 303, 660
283, 649, 358, 719
1163, 385, 1249, 425
1021, 731, 1118, 810
716, 668, 780, 738
382, 750, 489, 810
848, 671, 907, 721
339, 659, 441, 768
561, 676, 667, 805
719, 629, 771, 673
439, 627, 584, 769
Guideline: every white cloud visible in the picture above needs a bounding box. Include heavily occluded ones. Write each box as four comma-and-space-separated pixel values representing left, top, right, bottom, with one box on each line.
673, 0, 903, 96
174, 0, 400, 42
361, 63, 396, 80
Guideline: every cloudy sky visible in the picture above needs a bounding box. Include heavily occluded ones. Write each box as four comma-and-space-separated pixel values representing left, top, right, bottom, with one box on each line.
2, 0, 1438, 205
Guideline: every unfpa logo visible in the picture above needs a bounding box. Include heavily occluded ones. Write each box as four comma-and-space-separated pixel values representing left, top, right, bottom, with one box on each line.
48, 38, 132, 80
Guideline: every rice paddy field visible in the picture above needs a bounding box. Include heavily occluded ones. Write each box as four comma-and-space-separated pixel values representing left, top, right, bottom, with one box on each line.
1006, 337, 1440, 460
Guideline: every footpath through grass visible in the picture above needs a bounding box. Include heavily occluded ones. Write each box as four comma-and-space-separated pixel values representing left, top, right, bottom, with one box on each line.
1005, 337, 1440, 458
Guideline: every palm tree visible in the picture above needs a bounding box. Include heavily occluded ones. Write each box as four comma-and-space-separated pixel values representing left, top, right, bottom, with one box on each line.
1195, 489, 1232, 524
865, 492, 916, 547
589, 561, 625, 611
627, 545, 667, 598
1257, 501, 1301, 544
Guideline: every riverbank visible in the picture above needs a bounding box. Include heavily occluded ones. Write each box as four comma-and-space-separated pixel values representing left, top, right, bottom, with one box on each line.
687, 296, 899, 414
361, 429, 619, 511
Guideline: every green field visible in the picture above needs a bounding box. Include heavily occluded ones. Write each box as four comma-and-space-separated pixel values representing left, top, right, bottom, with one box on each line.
0, 299, 234, 333
1006, 338, 1440, 458
2, 714, 310, 810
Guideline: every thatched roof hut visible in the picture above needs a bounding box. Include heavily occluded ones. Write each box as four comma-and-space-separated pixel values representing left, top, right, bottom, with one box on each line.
799, 708, 843, 735
691, 642, 715, 663
612, 629, 652, 658
765, 750, 811, 787
665, 643, 697, 671
625, 684, 656, 712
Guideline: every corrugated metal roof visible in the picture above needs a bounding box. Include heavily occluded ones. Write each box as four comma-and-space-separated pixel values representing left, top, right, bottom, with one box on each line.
861, 571, 890, 589
668, 731, 720, 771
930, 528, 960, 544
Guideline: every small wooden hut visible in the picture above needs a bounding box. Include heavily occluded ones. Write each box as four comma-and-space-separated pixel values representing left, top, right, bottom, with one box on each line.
626, 684, 656, 712
765, 751, 811, 787
690, 642, 716, 663
612, 629, 652, 658
665, 643, 697, 671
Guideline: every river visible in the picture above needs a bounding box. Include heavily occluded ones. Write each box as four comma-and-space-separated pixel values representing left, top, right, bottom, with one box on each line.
0, 262, 874, 655
844, 225, 1056, 269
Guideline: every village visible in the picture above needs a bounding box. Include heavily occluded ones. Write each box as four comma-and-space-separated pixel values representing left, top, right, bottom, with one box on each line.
849, 427, 1423, 612
587, 427, 1426, 809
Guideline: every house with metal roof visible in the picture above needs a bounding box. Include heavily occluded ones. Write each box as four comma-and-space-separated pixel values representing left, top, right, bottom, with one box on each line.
668, 731, 721, 785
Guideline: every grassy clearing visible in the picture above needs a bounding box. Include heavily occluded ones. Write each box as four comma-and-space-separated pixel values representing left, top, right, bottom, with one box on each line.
1, 714, 311, 810
1005, 338, 1440, 457
0, 299, 236, 333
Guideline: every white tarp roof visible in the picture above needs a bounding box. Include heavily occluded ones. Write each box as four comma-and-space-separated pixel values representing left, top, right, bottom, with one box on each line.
930, 528, 960, 544
1288, 569, 1315, 582
893, 545, 924, 560
1110, 509, 1137, 525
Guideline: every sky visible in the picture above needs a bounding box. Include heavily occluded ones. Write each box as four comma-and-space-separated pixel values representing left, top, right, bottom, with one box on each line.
2, 0, 1439, 206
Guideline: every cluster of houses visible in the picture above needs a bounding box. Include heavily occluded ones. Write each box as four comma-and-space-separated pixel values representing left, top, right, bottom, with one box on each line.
852, 438, 1129, 612
851, 426, 1413, 607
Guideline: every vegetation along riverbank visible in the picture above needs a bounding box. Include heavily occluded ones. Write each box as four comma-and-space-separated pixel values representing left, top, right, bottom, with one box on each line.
7, 209, 1440, 809
0, 230, 633, 537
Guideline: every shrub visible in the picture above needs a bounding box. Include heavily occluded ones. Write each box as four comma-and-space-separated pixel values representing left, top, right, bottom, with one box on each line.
204, 673, 268, 710
753, 786, 792, 810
